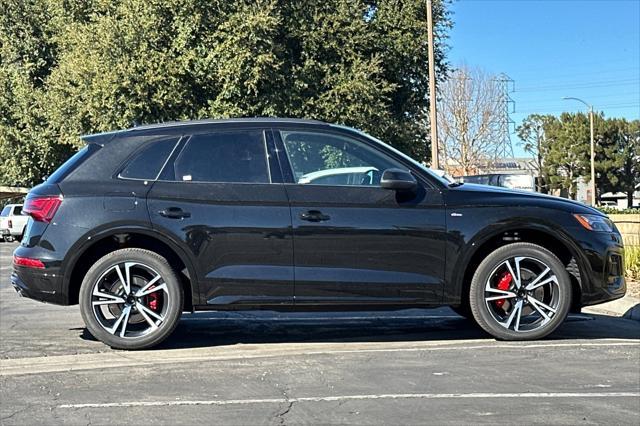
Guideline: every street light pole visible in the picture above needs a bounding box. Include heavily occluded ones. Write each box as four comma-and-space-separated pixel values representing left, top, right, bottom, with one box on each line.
427, 0, 439, 170
562, 97, 596, 207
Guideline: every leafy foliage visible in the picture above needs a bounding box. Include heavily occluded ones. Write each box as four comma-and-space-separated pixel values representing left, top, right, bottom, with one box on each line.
519, 112, 639, 203
516, 114, 553, 192
595, 118, 640, 207
537, 113, 591, 200
0, 0, 452, 186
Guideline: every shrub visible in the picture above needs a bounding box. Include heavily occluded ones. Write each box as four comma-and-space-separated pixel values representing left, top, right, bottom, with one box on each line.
597, 207, 640, 215
626, 245, 640, 281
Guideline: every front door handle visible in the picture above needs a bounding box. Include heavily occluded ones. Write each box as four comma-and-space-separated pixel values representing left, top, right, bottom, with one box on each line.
299, 210, 330, 222
158, 207, 191, 219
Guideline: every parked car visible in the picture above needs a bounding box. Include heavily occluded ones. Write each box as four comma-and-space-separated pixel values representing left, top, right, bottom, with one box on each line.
11, 118, 626, 349
460, 173, 536, 192
1, 204, 28, 242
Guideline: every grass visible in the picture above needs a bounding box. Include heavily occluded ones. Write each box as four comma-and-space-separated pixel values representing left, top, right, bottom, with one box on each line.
626, 245, 640, 281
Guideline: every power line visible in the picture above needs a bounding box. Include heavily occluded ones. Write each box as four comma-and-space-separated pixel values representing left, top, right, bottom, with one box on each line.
509, 58, 639, 77
515, 104, 640, 115
515, 79, 639, 92
516, 92, 640, 104
514, 66, 640, 84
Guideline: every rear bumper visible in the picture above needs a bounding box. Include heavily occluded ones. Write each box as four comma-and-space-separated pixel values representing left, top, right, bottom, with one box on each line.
11, 267, 66, 305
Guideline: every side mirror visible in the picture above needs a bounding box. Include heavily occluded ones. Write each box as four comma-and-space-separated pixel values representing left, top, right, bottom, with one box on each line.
380, 168, 417, 192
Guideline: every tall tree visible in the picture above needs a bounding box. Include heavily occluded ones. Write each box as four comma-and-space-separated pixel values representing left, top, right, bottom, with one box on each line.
516, 114, 553, 193
436, 65, 503, 176
597, 118, 640, 207
540, 113, 591, 200
0, 0, 453, 187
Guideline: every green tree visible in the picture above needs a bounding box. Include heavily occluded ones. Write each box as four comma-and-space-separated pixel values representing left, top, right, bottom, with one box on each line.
541, 113, 591, 200
516, 114, 554, 193
0, 0, 452, 187
596, 118, 640, 207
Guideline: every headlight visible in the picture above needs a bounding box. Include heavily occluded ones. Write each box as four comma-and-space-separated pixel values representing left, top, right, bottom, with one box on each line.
573, 214, 615, 232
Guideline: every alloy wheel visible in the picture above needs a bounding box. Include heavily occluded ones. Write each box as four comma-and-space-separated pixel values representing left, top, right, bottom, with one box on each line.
484, 256, 560, 333
91, 262, 170, 338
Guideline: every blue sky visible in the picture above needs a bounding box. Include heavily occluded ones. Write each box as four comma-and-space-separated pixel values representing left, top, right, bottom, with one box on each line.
447, 0, 640, 156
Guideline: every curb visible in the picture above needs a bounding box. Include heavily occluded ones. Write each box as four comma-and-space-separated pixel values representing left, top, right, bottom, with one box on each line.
583, 295, 640, 321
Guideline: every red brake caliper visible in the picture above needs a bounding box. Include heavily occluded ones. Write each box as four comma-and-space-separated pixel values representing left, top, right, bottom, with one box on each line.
147, 285, 159, 311
494, 272, 513, 308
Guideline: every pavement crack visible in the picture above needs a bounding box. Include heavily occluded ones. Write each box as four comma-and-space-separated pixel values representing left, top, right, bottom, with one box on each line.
275, 399, 294, 425
0, 404, 31, 422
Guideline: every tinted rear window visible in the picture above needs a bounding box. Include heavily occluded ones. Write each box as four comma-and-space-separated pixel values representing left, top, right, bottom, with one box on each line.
171, 131, 269, 183
120, 138, 179, 180
47, 145, 99, 183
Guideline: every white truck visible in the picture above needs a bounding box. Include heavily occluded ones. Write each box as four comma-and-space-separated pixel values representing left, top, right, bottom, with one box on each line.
0, 204, 28, 242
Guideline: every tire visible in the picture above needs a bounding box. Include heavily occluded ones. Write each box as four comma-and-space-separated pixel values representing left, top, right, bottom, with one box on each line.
469, 242, 571, 341
5, 235, 14, 242
79, 248, 184, 350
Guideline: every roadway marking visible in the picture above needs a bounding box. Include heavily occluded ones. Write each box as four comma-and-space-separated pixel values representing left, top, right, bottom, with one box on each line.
2, 340, 638, 377
59, 392, 640, 409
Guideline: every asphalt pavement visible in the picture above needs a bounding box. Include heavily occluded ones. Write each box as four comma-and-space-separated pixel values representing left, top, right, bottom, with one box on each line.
1, 241, 639, 425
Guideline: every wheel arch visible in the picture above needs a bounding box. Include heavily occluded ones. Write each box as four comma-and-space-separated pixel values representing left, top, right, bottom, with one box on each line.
453, 224, 585, 312
62, 226, 198, 310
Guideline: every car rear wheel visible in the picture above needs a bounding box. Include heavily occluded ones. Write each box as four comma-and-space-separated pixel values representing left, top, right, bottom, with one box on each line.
79, 248, 183, 350
469, 243, 571, 340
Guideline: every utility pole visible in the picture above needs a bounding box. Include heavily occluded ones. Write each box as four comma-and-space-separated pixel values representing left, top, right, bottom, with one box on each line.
562, 97, 596, 207
427, 0, 439, 170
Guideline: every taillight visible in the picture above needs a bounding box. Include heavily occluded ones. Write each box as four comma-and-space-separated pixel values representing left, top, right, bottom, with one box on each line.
23, 195, 63, 223
13, 255, 45, 269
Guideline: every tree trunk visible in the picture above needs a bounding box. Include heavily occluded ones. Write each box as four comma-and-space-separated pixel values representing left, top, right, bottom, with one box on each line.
628, 190, 635, 209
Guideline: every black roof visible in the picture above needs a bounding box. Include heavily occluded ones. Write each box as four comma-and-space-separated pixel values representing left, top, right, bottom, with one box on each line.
132, 117, 326, 131
81, 117, 331, 145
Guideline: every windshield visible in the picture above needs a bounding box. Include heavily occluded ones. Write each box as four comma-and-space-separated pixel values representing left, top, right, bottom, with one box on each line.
1, 206, 10, 217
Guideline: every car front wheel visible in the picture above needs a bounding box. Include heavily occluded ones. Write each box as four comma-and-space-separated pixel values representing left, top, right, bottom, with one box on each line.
79, 248, 183, 349
469, 242, 571, 340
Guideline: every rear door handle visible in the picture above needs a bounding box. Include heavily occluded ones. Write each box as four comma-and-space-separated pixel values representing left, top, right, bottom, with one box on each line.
299, 210, 330, 222
158, 207, 191, 219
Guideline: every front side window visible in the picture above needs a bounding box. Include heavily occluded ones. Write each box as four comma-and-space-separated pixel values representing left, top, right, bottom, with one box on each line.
280, 130, 405, 187
13, 206, 22, 215
120, 137, 180, 180
172, 130, 270, 183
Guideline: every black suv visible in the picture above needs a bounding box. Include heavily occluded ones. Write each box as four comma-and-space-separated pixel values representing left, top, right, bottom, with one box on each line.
12, 118, 626, 349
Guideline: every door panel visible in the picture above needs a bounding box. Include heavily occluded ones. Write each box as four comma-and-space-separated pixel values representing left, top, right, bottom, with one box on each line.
147, 128, 293, 307
287, 184, 445, 305
147, 183, 293, 306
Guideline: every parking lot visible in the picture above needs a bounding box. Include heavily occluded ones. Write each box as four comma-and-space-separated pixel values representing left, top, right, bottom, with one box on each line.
1, 240, 639, 425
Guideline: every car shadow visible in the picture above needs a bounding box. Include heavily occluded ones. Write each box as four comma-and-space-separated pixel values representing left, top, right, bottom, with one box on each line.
72, 308, 637, 351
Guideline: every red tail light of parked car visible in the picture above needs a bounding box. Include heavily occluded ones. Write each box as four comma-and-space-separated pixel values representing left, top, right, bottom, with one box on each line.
23, 196, 63, 223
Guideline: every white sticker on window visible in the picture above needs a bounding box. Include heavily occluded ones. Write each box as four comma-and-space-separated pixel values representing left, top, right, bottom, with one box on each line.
182, 175, 192, 181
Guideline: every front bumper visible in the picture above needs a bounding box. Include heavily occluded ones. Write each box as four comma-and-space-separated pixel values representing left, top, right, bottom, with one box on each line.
574, 228, 627, 307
